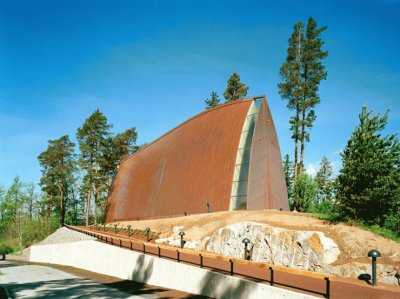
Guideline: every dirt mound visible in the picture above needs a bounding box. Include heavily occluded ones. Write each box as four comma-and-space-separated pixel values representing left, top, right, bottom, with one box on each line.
38, 227, 96, 245
116, 210, 399, 267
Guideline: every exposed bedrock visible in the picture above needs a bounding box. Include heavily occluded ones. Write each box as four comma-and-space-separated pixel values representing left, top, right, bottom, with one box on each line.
155, 221, 399, 286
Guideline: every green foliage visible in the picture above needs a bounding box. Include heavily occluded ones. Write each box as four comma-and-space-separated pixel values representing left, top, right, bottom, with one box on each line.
223, 73, 249, 101
100, 127, 138, 178
0, 244, 13, 254
282, 154, 294, 205
315, 156, 334, 202
205, 91, 221, 109
336, 106, 400, 226
77, 109, 112, 226
309, 200, 334, 215
294, 173, 318, 212
38, 135, 75, 227
278, 17, 328, 176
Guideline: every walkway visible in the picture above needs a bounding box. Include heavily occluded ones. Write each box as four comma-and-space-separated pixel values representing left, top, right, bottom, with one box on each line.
0, 261, 206, 299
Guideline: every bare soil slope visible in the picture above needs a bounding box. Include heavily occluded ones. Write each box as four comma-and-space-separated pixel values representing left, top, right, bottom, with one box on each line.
118, 210, 399, 267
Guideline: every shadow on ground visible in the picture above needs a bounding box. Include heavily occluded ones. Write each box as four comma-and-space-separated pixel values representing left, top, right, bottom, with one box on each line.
3, 278, 134, 299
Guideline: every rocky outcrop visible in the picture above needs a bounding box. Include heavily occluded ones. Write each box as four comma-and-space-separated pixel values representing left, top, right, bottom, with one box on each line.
205, 222, 340, 271
155, 226, 200, 249
155, 221, 399, 286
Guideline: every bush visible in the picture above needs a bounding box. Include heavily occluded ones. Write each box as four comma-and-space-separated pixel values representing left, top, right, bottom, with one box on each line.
294, 173, 318, 212
0, 244, 13, 254
309, 200, 334, 215
384, 212, 400, 236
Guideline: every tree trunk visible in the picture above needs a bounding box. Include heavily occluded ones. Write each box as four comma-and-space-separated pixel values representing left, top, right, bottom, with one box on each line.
59, 182, 64, 227
85, 187, 91, 228
94, 161, 99, 226
299, 108, 306, 175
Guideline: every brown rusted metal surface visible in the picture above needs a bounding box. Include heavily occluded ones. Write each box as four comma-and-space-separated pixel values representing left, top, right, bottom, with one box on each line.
105, 99, 253, 222
105, 96, 288, 223
247, 98, 289, 210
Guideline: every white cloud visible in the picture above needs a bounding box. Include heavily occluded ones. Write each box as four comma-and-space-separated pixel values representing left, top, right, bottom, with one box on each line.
305, 158, 342, 178
305, 162, 319, 177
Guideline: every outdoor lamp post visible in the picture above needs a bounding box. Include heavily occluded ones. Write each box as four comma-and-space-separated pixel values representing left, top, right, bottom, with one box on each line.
127, 225, 132, 237
145, 227, 151, 242
179, 231, 186, 248
242, 238, 250, 260
114, 223, 119, 234
207, 202, 211, 213
368, 249, 381, 286
103, 223, 106, 231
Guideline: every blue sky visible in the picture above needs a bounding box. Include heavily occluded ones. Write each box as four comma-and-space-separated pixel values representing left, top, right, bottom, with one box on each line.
1, 0, 399, 188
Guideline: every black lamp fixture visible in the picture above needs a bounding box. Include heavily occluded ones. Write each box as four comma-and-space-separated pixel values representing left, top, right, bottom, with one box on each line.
145, 227, 151, 242
242, 238, 251, 260
368, 249, 381, 286
179, 231, 186, 248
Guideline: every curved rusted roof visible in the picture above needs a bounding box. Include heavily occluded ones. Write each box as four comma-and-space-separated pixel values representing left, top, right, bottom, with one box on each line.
105, 96, 288, 222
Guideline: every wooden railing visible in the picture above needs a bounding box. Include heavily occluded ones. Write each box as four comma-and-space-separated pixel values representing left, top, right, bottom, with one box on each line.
66, 225, 333, 298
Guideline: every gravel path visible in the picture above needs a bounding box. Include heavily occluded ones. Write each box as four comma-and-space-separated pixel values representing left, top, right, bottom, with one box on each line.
38, 227, 96, 245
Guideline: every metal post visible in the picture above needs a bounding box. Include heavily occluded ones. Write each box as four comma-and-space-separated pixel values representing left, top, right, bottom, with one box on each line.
145, 227, 151, 242
325, 277, 330, 299
242, 238, 250, 260
207, 202, 210, 213
127, 225, 131, 237
368, 249, 381, 287
372, 257, 377, 286
269, 267, 274, 286
179, 231, 185, 248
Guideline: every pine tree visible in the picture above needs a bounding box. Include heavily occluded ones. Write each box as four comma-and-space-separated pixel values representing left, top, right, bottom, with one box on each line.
205, 91, 221, 109
77, 109, 112, 227
100, 128, 138, 185
294, 173, 318, 212
279, 17, 328, 178
336, 106, 400, 225
315, 156, 334, 202
38, 135, 75, 227
279, 22, 304, 181
223, 73, 249, 101
283, 154, 294, 206
299, 17, 328, 174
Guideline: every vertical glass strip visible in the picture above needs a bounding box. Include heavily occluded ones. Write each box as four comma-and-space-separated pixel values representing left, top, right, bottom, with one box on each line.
229, 98, 262, 210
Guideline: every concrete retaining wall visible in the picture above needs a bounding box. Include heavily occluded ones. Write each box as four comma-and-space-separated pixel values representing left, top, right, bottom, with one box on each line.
30, 239, 317, 299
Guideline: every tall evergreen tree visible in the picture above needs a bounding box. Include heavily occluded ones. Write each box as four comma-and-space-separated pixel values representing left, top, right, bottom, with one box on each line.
298, 18, 328, 174
205, 91, 221, 109
279, 22, 304, 181
223, 73, 249, 101
279, 17, 328, 178
315, 156, 334, 202
336, 106, 400, 225
101, 127, 138, 180
38, 135, 75, 227
77, 109, 112, 227
283, 154, 294, 206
